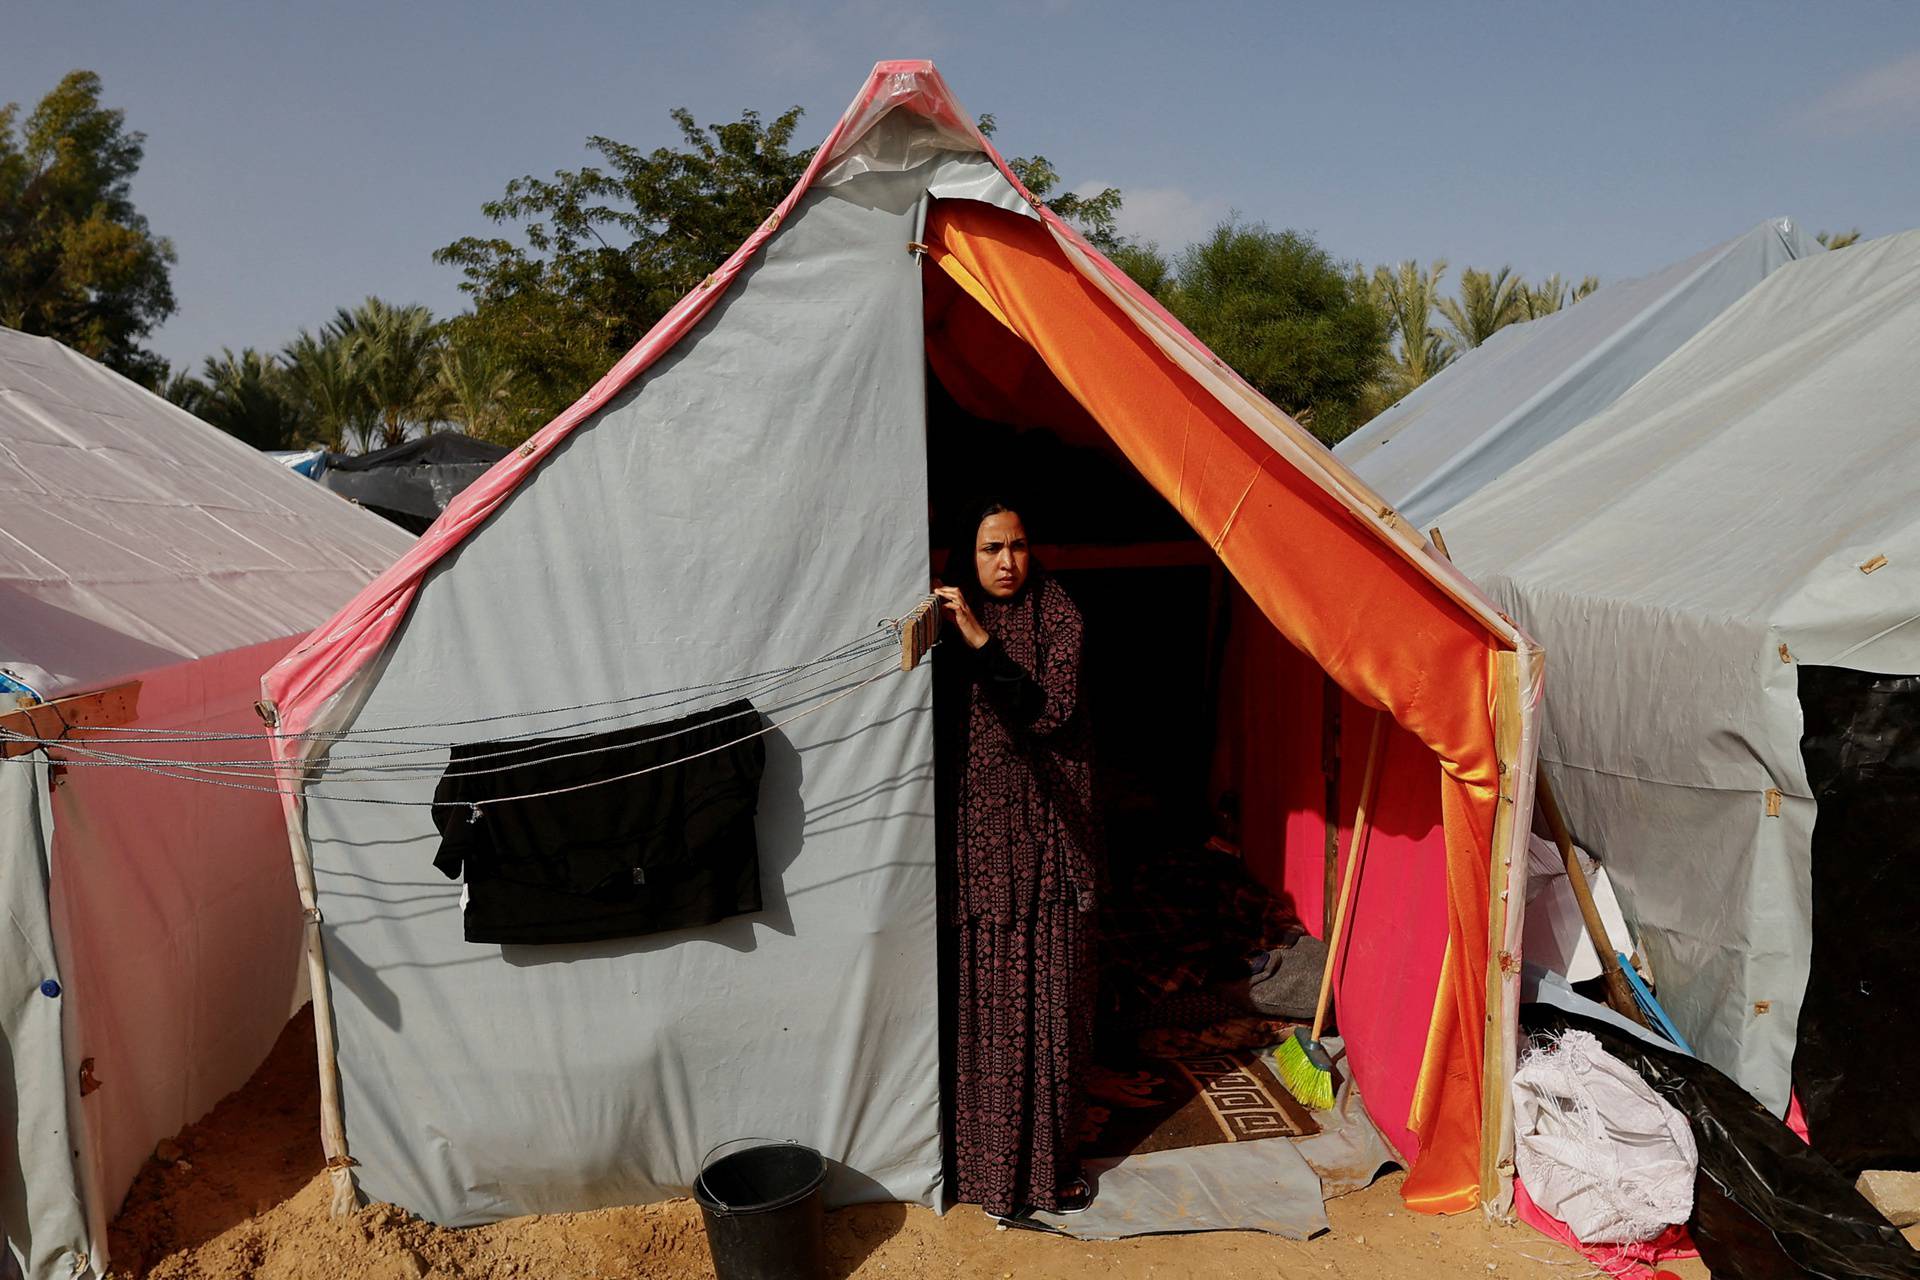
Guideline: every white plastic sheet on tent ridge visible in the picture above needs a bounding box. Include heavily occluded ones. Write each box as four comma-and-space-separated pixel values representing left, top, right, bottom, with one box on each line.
1439, 227, 1920, 1112
1336, 217, 1817, 530
0, 325, 412, 699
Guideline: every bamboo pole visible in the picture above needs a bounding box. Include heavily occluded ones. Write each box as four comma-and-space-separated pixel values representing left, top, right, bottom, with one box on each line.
279, 775, 359, 1215
1478, 649, 1525, 1208
1310, 708, 1387, 1043
1535, 774, 1649, 1028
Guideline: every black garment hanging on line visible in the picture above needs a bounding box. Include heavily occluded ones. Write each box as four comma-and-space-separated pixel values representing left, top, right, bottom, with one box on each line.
431, 698, 766, 944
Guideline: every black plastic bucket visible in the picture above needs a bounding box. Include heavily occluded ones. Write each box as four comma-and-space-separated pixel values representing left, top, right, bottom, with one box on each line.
692, 1141, 827, 1280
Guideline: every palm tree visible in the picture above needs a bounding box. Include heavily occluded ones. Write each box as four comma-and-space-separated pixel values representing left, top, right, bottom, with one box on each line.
436, 342, 520, 442
1817, 228, 1862, 250
1438, 266, 1525, 350
333, 298, 443, 447
1371, 260, 1455, 394
1519, 274, 1568, 320
162, 364, 209, 416
192, 348, 304, 449
281, 329, 376, 452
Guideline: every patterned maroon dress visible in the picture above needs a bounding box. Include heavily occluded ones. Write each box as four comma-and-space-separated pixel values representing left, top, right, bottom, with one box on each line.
945, 574, 1099, 1217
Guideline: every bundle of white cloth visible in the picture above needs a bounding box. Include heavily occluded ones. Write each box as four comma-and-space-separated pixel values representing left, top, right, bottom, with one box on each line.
1512, 1029, 1698, 1244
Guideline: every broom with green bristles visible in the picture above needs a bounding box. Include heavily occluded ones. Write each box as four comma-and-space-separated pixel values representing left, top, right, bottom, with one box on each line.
1273, 708, 1386, 1111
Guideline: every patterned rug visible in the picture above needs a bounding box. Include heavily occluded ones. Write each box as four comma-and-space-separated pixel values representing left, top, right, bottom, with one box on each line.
1080, 1046, 1319, 1158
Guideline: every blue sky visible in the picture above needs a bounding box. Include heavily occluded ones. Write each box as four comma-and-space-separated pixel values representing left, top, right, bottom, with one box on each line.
9, 1, 1919, 371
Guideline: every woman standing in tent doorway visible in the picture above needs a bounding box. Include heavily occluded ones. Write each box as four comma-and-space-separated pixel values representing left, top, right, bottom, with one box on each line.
934, 497, 1100, 1219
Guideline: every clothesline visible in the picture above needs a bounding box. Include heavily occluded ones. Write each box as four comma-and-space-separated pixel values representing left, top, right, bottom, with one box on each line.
0, 601, 941, 807
2, 660, 909, 810
23, 603, 930, 748
32, 650, 902, 786
10, 641, 896, 776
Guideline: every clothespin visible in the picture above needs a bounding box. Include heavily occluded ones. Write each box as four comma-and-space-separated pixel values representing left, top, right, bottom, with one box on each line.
900, 597, 940, 672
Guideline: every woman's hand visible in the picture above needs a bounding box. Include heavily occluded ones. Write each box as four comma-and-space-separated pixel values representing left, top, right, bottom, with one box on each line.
933, 585, 990, 650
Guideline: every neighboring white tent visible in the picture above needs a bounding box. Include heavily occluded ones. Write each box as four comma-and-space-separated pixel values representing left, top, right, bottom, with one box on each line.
0, 328, 412, 1280
1338, 218, 1818, 529
1428, 229, 1920, 1116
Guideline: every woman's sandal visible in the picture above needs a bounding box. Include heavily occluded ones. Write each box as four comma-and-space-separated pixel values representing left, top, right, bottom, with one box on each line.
1053, 1176, 1094, 1214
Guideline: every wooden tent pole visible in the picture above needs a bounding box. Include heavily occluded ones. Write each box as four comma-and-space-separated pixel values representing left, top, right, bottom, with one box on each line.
1478, 649, 1525, 1209
273, 744, 359, 1216
2, 681, 142, 756
1535, 775, 1649, 1027
1431, 527, 1531, 1210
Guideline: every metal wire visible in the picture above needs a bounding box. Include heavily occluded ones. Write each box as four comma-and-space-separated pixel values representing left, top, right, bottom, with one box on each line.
6, 662, 906, 810
30, 649, 904, 785
56, 600, 933, 748
8, 641, 897, 776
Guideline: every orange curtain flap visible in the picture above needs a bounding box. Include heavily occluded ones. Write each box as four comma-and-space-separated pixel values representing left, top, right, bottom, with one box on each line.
927, 200, 1506, 1210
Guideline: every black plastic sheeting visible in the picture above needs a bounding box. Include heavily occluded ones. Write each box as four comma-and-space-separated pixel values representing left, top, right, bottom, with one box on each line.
323, 432, 508, 532
1522, 1003, 1920, 1280
1795, 665, 1920, 1179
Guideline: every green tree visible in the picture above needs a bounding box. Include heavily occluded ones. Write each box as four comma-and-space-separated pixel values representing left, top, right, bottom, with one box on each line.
1817, 228, 1862, 250
436, 106, 814, 433
176, 349, 304, 450
436, 339, 523, 443
1165, 220, 1388, 443
1371, 260, 1455, 396
0, 71, 176, 385
1438, 266, 1525, 350
1106, 241, 1173, 296
281, 327, 376, 452
333, 297, 443, 447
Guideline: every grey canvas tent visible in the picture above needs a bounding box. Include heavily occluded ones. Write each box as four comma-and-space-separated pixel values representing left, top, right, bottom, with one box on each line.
1338, 218, 1818, 528
259, 62, 1545, 1230
0, 328, 412, 1280
1396, 229, 1920, 1165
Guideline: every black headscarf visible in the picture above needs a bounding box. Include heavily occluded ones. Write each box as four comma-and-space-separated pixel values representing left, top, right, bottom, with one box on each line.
941, 494, 1036, 610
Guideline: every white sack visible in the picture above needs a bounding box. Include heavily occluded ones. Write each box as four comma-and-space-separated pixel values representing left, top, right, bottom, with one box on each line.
1512, 1030, 1696, 1244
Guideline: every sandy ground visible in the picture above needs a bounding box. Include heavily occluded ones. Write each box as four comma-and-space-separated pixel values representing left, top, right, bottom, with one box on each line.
104, 1010, 1716, 1280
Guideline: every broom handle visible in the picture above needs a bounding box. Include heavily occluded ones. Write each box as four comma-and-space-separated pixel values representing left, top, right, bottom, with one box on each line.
1311, 708, 1386, 1043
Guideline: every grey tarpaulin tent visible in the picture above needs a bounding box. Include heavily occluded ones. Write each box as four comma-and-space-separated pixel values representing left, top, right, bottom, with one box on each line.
0, 328, 412, 1280
1412, 229, 1920, 1124
259, 61, 1544, 1229
1338, 218, 1818, 529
